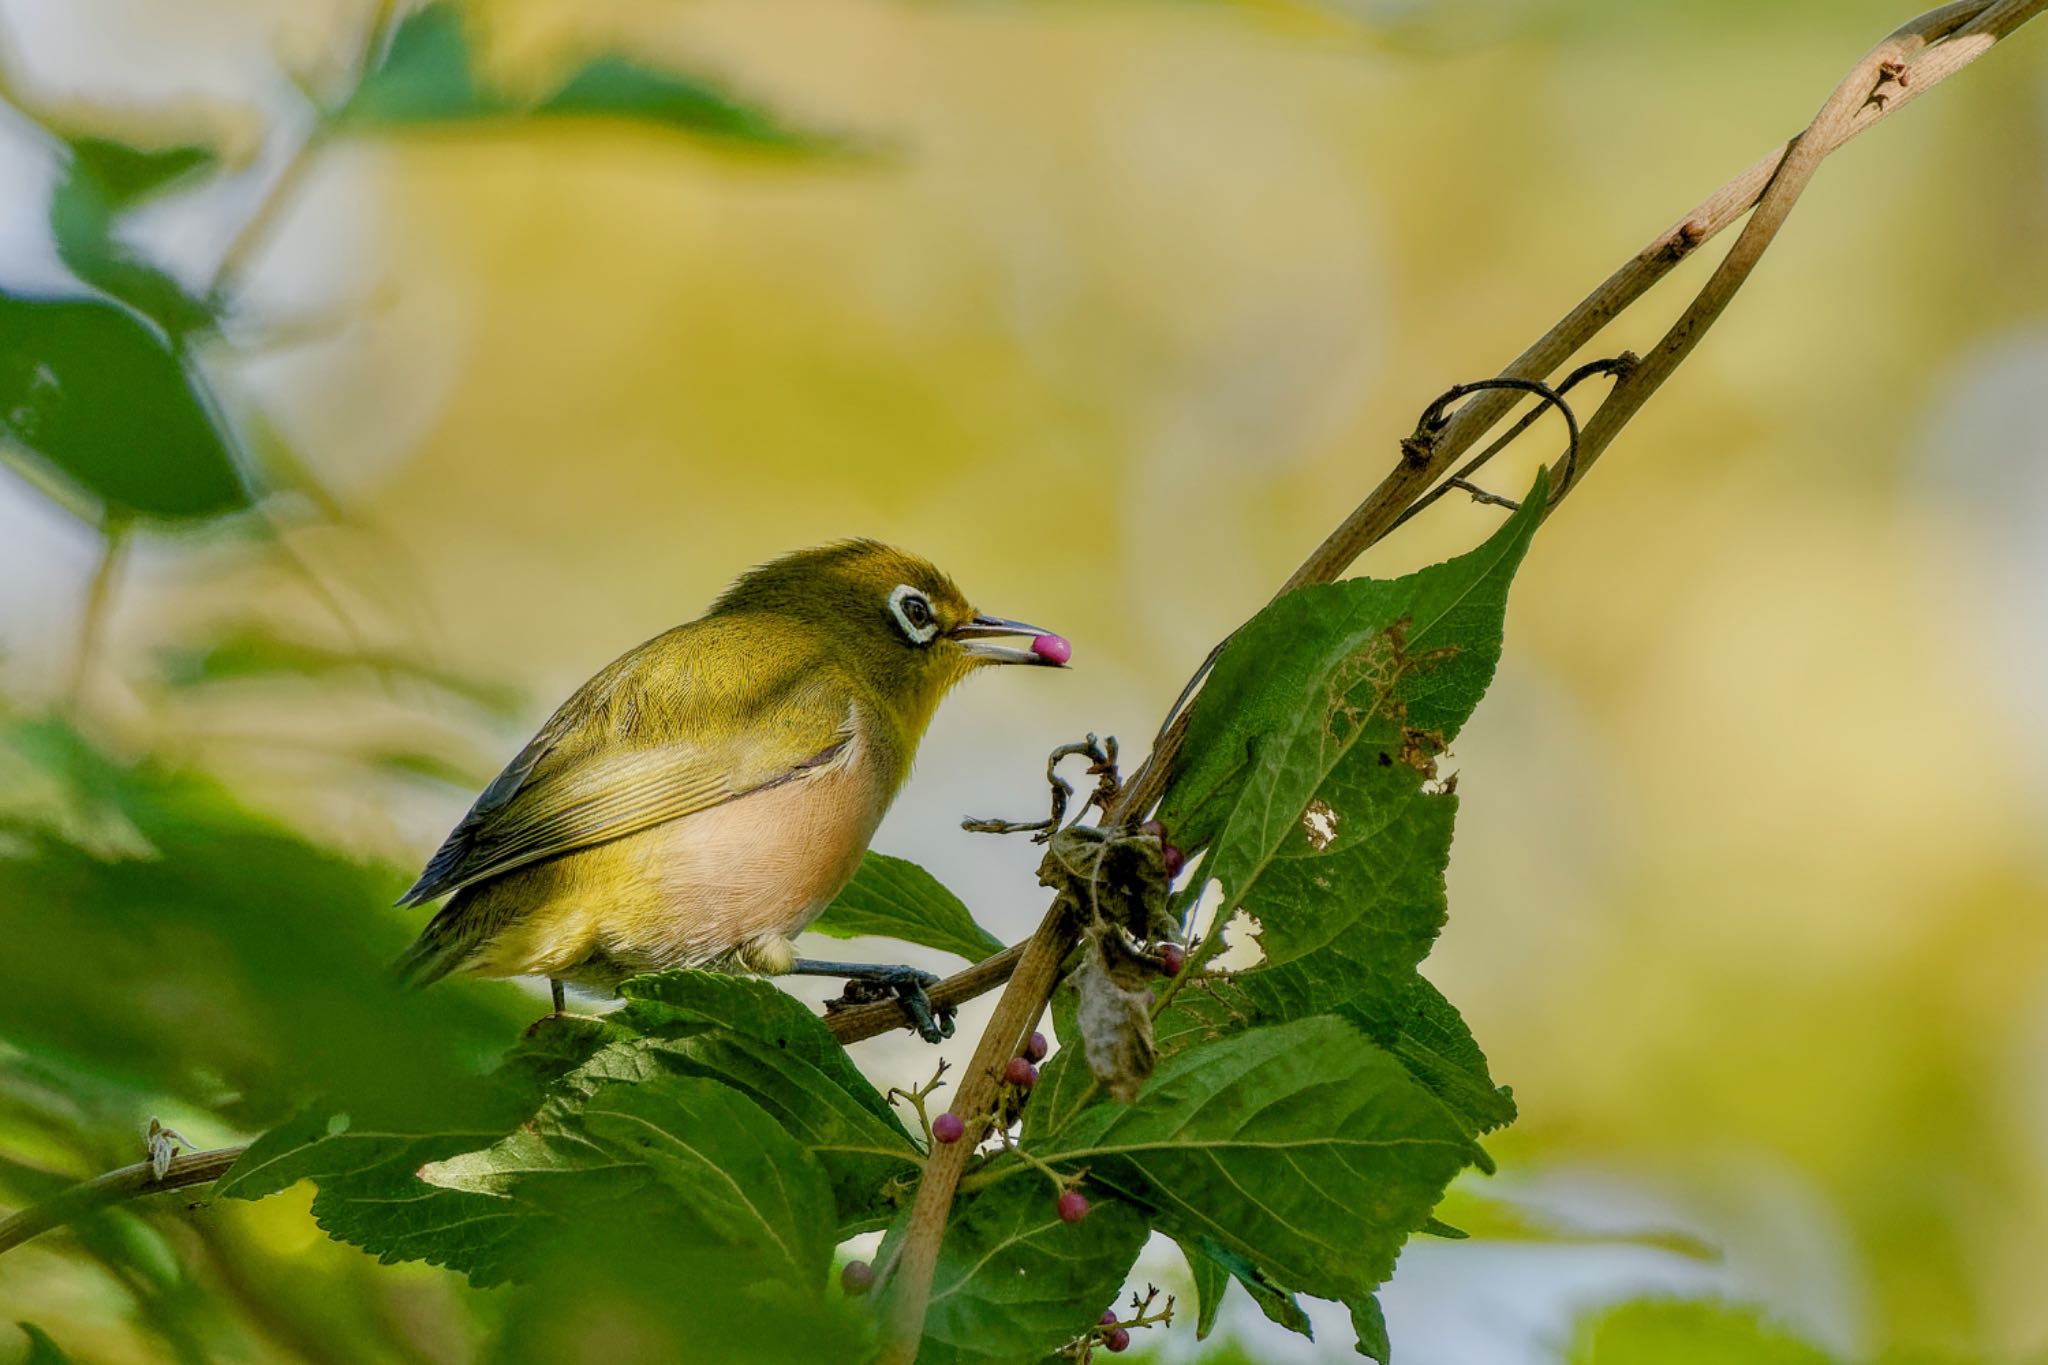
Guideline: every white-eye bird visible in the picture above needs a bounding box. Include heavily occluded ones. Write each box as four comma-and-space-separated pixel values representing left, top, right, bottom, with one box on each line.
393, 541, 1066, 1039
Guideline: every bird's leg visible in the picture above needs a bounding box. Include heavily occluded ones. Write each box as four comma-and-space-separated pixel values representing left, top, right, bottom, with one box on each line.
792, 960, 955, 1044
522, 977, 573, 1038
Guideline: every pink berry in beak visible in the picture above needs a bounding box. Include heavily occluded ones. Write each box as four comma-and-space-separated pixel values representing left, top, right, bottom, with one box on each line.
1030, 633, 1072, 665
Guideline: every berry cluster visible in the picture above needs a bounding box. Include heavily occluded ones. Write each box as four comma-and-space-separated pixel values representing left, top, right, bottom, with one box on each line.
1059, 1284, 1175, 1360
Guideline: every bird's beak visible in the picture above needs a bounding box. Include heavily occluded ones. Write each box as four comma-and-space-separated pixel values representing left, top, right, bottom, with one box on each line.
950, 614, 1070, 667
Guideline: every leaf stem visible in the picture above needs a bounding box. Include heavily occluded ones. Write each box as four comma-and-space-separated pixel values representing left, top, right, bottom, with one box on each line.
64, 519, 128, 717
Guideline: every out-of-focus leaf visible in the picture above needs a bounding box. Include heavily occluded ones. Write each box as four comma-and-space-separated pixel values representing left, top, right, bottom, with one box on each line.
1033, 1016, 1477, 1362
156, 628, 524, 716
49, 138, 219, 335
810, 852, 1005, 964
1568, 1299, 1839, 1365
1430, 1185, 1720, 1261
0, 718, 525, 1130
63, 138, 217, 206
344, 4, 508, 123
487, 1217, 872, 1364
13, 1322, 75, 1364
879, 1178, 1147, 1365
535, 55, 824, 148
342, 3, 837, 150
0, 291, 249, 524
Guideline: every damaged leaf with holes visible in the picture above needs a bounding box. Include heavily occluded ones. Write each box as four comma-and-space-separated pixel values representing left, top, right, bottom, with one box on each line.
1156, 472, 1544, 1137
1010, 478, 1544, 1354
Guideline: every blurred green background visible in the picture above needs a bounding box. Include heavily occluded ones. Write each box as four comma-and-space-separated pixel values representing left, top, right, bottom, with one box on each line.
2, 0, 2046, 1361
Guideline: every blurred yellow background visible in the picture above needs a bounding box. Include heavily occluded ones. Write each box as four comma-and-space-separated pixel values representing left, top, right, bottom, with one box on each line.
3, 0, 2046, 1360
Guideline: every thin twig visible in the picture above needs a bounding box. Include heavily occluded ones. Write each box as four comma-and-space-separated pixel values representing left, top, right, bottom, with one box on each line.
0, 1148, 240, 1258
63, 520, 127, 716
870, 4, 2047, 1358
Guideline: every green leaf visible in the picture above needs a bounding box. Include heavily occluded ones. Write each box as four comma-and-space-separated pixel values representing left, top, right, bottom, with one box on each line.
0, 291, 250, 523
230, 973, 920, 1268
421, 1074, 838, 1288
1353, 1295, 1392, 1364
889, 1178, 1148, 1365
1155, 478, 1544, 1135
1428, 1184, 1718, 1260
1568, 1299, 1839, 1365
49, 138, 219, 334
62, 138, 217, 207
1166, 474, 1545, 843
1032, 1016, 1477, 1359
13, 1323, 74, 1365
617, 971, 911, 1134
810, 852, 1006, 964
537, 55, 823, 148
1181, 1236, 1313, 1342
343, 3, 835, 150
603, 972, 923, 1231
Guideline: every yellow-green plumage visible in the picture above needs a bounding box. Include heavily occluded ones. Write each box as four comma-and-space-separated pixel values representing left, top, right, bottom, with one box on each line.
395, 541, 1059, 994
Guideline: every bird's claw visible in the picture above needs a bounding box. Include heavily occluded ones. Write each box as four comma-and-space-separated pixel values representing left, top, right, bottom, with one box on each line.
802, 961, 954, 1043
895, 978, 956, 1044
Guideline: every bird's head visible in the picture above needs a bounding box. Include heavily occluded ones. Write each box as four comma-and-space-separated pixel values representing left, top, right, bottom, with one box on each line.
710, 539, 1068, 730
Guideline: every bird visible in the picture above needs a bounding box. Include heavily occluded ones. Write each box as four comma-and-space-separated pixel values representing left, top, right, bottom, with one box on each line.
391, 540, 1067, 1041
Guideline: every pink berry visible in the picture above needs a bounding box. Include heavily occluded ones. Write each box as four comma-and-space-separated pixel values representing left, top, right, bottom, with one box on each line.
1139, 819, 1167, 841
1057, 1190, 1089, 1223
1161, 843, 1185, 878
841, 1260, 874, 1295
1005, 1056, 1038, 1088
1023, 1030, 1048, 1063
1099, 1310, 1119, 1326
1031, 633, 1072, 665
1105, 1326, 1131, 1352
1159, 943, 1187, 975
932, 1112, 965, 1145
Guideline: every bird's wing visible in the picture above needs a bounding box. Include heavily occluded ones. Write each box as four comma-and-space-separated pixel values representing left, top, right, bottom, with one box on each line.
398, 624, 855, 905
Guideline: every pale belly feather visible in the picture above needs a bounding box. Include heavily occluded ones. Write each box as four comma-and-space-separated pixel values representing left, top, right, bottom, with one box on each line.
460, 741, 886, 988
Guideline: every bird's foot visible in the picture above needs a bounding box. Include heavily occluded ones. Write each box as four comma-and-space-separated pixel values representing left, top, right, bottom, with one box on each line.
796, 960, 956, 1044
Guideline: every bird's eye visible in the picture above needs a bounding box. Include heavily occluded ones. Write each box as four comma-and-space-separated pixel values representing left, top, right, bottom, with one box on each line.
888, 584, 940, 645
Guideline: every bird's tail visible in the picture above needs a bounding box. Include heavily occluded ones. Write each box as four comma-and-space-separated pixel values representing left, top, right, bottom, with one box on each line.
391, 890, 485, 989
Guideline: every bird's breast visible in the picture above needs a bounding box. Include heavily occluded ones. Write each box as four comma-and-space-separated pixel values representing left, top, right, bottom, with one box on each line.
601, 717, 894, 965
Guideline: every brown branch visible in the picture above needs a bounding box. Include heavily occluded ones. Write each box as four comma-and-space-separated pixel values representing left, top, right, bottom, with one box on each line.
870, 3, 2047, 1359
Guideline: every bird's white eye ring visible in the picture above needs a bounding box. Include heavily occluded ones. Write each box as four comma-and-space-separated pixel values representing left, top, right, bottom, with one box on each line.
889, 584, 939, 644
